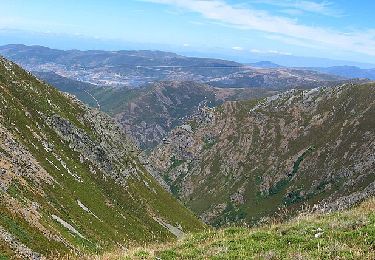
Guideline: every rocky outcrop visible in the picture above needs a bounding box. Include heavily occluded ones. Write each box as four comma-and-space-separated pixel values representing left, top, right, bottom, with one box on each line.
46, 110, 139, 186
0, 225, 43, 260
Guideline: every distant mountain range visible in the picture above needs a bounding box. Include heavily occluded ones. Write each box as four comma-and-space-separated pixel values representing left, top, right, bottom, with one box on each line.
2, 28, 375, 69
0, 44, 241, 87
0, 44, 350, 89
247, 62, 375, 80
309, 66, 375, 80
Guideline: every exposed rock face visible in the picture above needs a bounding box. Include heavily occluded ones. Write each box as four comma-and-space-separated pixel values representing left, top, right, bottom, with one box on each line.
150, 83, 375, 226
0, 56, 204, 259
46, 109, 138, 186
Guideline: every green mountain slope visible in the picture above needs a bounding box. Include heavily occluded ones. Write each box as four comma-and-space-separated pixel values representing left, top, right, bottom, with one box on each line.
0, 56, 205, 259
110, 197, 375, 259
150, 83, 375, 226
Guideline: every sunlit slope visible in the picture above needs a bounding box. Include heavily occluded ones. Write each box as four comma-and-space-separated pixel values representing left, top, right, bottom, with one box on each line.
0, 57, 204, 259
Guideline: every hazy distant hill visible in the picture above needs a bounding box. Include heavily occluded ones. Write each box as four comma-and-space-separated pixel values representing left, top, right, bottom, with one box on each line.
2, 44, 363, 152
208, 67, 345, 89
309, 66, 375, 80
248, 61, 283, 68
0, 44, 241, 87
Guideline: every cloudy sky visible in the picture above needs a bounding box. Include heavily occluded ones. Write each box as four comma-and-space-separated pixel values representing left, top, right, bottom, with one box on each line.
1, 0, 375, 64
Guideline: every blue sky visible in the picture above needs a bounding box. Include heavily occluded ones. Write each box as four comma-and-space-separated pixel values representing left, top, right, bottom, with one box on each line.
1, 0, 375, 64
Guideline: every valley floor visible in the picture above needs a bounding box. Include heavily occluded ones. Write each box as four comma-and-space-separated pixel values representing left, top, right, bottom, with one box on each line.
83, 198, 375, 260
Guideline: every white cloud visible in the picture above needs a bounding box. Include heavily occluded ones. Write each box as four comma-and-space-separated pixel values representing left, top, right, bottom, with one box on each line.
293, 0, 342, 16
232, 46, 244, 51
267, 50, 292, 55
183, 43, 190, 47
250, 48, 292, 55
250, 49, 262, 53
0, 16, 23, 29
250, 0, 343, 17
142, 0, 375, 56
265, 34, 323, 50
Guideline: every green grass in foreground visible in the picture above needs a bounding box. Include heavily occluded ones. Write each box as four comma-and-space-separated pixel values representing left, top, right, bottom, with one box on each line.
91, 197, 375, 259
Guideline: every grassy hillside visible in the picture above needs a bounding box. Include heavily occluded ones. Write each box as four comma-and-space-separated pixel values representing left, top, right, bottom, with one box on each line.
0, 56, 205, 259
150, 83, 375, 226
89, 197, 375, 259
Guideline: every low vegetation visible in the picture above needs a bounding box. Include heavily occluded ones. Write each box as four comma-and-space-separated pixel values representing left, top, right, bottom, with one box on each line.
91, 197, 375, 259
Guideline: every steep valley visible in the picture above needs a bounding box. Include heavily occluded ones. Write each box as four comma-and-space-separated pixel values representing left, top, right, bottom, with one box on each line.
33, 71, 278, 150
0, 53, 374, 259
1, 44, 365, 152
2, 2, 375, 258
149, 83, 375, 226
